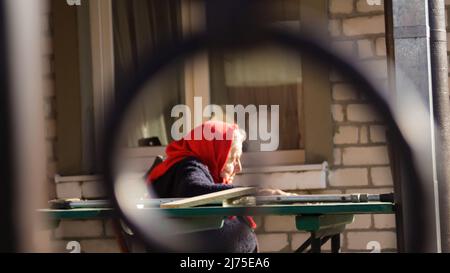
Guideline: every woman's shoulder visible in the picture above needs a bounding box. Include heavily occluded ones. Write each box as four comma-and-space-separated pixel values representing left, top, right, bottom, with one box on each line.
151, 156, 214, 195
174, 156, 214, 181
176, 156, 209, 171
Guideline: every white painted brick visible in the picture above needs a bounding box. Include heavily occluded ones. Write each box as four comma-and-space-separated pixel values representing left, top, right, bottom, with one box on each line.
346, 231, 396, 250
343, 146, 389, 166
360, 126, 369, 144
234, 171, 326, 190
347, 104, 382, 122
356, 0, 384, 12
332, 104, 345, 122
343, 15, 385, 36
370, 125, 387, 143
56, 182, 82, 199
347, 215, 372, 229
310, 189, 343, 195
334, 126, 359, 144
256, 234, 289, 252
81, 181, 107, 199
375, 37, 386, 56
332, 83, 358, 101
357, 39, 374, 59
264, 216, 297, 232
345, 187, 393, 194
329, 19, 341, 37
329, 168, 369, 187
371, 167, 393, 186
374, 214, 396, 229
80, 239, 121, 253
329, 0, 353, 14
54, 220, 104, 239
334, 148, 342, 165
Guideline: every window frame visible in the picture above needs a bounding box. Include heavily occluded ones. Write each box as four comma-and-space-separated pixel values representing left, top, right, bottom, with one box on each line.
87, 0, 333, 169
207, 0, 333, 165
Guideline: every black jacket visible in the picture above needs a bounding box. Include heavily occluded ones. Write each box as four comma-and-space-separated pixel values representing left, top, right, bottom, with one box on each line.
150, 156, 258, 253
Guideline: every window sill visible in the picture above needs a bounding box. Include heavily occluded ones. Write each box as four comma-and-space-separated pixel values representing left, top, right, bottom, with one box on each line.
240, 162, 327, 174
234, 162, 328, 190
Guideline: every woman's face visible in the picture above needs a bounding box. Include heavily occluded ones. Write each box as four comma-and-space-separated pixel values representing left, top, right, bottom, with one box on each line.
220, 148, 242, 183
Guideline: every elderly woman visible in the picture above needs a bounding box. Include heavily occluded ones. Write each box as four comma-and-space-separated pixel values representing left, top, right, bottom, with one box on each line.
147, 120, 291, 252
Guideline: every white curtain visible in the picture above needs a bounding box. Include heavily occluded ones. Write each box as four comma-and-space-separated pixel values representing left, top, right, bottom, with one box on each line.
113, 0, 182, 147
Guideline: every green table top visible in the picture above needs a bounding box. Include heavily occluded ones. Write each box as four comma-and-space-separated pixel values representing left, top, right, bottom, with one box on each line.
160, 202, 394, 216
38, 202, 394, 220
38, 208, 114, 219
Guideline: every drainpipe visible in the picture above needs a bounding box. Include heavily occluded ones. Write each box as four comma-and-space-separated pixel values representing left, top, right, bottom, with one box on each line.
390, 0, 443, 252
429, 0, 450, 252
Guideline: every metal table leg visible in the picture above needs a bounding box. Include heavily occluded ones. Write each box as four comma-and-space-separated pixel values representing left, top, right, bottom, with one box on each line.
311, 232, 321, 253
331, 234, 340, 253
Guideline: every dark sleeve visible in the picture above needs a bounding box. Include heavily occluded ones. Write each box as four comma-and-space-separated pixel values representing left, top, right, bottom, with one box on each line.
174, 163, 234, 197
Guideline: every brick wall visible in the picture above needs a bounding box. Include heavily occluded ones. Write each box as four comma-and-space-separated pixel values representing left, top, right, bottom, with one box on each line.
254, 0, 396, 253
326, 0, 396, 252
329, 0, 396, 253
50, 176, 120, 253
51, 218, 120, 253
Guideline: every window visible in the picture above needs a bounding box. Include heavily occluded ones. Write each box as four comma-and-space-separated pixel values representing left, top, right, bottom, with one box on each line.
112, 0, 183, 147
86, 0, 332, 170
208, 0, 333, 166
209, 0, 304, 156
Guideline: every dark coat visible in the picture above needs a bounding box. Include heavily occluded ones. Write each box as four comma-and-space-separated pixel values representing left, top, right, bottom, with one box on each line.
150, 156, 258, 253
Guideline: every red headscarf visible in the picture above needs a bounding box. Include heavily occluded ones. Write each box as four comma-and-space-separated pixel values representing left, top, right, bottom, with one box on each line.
148, 120, 237, 184
148, 120, 256, 229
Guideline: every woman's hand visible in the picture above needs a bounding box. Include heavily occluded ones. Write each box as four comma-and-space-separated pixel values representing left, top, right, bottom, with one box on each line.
257, 188, 298, 196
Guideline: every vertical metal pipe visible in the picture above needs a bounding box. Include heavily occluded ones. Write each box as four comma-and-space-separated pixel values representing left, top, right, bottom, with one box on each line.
429, 0, 450, 252
390, 0, 441, 252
